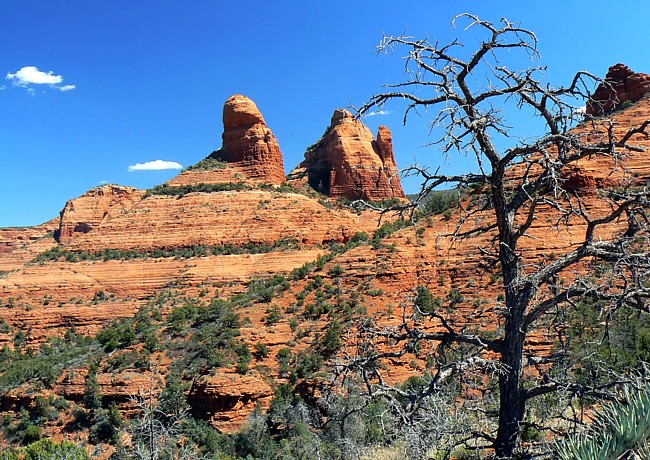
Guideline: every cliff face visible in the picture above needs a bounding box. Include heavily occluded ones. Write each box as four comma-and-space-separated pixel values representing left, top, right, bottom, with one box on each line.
207, 94, 286, 184
0, 219, 59, 273
56, 185, 143, 244
586, 63, 650, 116
289, 109, 406, 201
65, 191, 378, 252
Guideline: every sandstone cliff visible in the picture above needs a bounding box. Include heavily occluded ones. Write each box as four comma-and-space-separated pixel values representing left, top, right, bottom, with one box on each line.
202, 94, 286, 184
587, 63, 650, 116
0, 219, 58, 273
56, 184, 143, 244
289, 109, 406, 201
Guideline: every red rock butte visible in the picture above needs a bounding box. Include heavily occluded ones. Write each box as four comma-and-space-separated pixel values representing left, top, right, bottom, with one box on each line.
289, 109, 406, 201
208, 94, 286, 184
586, 63, 650, 116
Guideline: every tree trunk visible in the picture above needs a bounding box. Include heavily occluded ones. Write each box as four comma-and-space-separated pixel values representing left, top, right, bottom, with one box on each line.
494, 311, 527, 458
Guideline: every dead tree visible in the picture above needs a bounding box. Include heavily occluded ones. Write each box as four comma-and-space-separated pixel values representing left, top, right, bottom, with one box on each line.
349, 14, 650, 458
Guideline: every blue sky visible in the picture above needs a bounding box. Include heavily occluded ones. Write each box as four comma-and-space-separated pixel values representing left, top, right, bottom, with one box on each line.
3, 0, 650, 227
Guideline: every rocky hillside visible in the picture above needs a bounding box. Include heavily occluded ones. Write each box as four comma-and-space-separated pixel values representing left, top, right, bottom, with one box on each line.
1, 70, 649, 454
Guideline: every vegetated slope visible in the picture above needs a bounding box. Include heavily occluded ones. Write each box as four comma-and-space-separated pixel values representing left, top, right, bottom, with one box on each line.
0, 89, 649, 455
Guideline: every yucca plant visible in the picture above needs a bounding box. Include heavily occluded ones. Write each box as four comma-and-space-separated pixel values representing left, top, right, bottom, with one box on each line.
555, 385, 650, 460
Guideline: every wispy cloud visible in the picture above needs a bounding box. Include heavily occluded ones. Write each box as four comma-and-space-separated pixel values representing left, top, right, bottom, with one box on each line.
128, 160, 183, 172
366, 110, 391, 117
6, 66, 76, 92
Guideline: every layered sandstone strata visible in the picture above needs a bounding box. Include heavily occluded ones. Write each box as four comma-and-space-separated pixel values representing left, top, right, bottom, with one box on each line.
65, 190, 379, 252
0, 219, 58, 273
290, 109, 405, 201
56, 184, 143, 244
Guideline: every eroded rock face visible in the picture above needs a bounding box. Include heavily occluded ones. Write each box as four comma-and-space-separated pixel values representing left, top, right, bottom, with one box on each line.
188, 373, 274, 430
290, 109, 405, 201
56, 185, 143, 244
586, 63, 650, 116
209, 94, 286, 184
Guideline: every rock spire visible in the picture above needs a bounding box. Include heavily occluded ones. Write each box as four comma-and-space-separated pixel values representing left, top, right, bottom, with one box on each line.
209, 94, 286, 184
290, 109, 405, 201
587, 63, 650, 116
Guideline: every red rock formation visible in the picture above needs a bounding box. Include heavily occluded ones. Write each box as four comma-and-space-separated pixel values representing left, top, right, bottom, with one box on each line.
188, 373, 274, 430
57, 184, 143, 244
289, 109, 405, 200
586, 63, 650, 116
209, 94, 286, 184
65, 190, 379, 252
0, 219, 59, 273
0, 219, 58, 256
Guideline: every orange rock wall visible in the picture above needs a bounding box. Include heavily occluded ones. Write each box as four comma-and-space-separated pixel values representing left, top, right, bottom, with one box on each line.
57, 185, 143, 244
291, 109, 406, 201
587, 63, 650, 116
210, 94, 286, 184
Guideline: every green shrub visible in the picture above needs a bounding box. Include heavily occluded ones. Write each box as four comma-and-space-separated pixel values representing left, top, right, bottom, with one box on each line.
327, 264, 344, 277
83, 368, 102, 411
0, 450, 20, 460
23, 438, 89, 460
0, 337, 95, 394
421, 189, 460, 215
317, 322, 342, 358
447, 288, 464, 306
143, 181, 247, 198
295, 351, 324, 378
160, 370, 188, 417
414, 285, 439, 314
185, 156, 228, 171
264, 307, 282, 326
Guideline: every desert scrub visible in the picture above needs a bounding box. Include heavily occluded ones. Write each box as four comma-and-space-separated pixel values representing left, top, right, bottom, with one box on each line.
0, 334, 97, 394
34, 238, 301, 263
143, 181, 247, 198
169, 298, 244, 376
184, 155, 228, 171
95, 307, 161, 352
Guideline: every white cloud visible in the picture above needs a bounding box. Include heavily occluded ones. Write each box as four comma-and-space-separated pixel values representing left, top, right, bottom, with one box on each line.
128, 160, 183, 172
5, 66, 75, 92
366, 110, 391, 117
